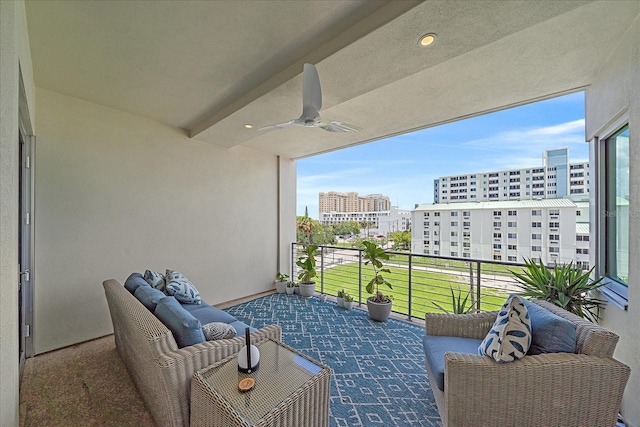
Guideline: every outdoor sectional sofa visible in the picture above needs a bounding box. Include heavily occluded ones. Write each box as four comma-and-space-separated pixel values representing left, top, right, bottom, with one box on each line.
103, 274, 281, 427
423, 298, 630, 427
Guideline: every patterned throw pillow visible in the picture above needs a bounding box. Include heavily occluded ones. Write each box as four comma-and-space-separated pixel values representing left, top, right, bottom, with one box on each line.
202, 322, 236, 340
479, 295, 531, 363
143, 270, 166, 292
165, 270, 201, 304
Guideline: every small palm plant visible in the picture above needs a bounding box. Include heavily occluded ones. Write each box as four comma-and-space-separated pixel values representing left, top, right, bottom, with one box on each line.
362, 240, 393, 303
511, 258, 606, 322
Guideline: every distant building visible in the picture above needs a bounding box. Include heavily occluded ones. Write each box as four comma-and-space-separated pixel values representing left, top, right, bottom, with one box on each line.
412, 199, 590, 268
320, 206, 411, 237
433, 148, 589, 204
319, 191, 390, 214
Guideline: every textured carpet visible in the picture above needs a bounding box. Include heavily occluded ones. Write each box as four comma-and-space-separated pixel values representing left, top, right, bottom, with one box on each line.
19, 335, 155, 427
225, 294, 442, 427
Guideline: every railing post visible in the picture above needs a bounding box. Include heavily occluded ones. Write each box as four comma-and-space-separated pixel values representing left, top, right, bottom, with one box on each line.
469, 262, 475, 311
320, 247, 325, 295
407, 253, 413, 321
291, 242, 295, 281
358, 250, 363, 307
476, 262, 482, 312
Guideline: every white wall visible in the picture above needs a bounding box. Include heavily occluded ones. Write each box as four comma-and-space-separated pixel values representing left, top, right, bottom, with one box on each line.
0, 1, 35, 426
33, 88, 284, 353
586, 12, 640, 427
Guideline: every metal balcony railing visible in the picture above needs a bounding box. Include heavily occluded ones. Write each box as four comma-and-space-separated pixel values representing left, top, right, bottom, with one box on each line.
291, 242, 527, 321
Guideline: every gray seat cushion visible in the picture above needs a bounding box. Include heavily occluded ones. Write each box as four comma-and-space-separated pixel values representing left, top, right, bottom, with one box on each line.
423, 335, 484, 391
181, 301, 212, 312
521, 299, 577, 355
229, 320, 256, 337
189, 305, 238, 325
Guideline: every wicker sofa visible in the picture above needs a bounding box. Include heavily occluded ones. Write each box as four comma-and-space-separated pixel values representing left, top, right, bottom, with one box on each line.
103, 278, 281, 427
423, 299, 630, 427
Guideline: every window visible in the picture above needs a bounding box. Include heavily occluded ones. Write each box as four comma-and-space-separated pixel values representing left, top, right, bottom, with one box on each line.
508, 210, 517, 216
508, 221, 517, 227
549, 234, 560, 241
508, 256, 517, 262
493, 232, 502, 238
508, 233, 517, 239
451, 242, 458, 247
493, 244, 502, 249
604, 124, 630, 286
532, 222, 541, 228
493, 222, 502, 227
451, 231, 458, 237
532, 246, 541, 252
463, 211, 471, 216
549, 247, 560, 253
508, 244, 517, 250
451, 212, 458, 217
532, 210, 542, 216
532, 234, 541, 240
549, 209, 560, 215
549, 222, 560, 228
451, 221, 458, 226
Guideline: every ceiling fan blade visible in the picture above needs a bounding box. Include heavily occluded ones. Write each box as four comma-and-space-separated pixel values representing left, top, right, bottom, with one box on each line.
302, 63, 322, 116
318, 120, 362, 133
258, 118, 305, 132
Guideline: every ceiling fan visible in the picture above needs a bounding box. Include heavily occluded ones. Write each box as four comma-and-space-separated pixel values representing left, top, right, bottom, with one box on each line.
259, 63, 362, 133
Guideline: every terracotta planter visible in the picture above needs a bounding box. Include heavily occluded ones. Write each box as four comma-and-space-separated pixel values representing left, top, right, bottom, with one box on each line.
367, 297, 392, 321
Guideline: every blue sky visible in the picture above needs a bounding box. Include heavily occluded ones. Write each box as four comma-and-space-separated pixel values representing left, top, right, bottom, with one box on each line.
297, 91, 588, 218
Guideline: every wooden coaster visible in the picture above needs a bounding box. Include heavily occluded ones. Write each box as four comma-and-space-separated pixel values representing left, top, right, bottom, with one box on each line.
238, 377, 255, 392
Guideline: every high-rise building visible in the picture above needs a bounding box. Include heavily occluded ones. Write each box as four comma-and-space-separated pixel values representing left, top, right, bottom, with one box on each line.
320, 206, 411, 237
412, 199, 589, 268
433, 148, 589, 204
319, 192, 390, 214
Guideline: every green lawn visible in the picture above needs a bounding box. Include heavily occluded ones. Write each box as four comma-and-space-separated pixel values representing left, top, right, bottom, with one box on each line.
316, 262, 510, 319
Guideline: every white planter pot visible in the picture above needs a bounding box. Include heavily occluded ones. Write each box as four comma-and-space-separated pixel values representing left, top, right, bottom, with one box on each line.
298, 282, 316, 298
275, 281, 287, 294
366, 297, 392, 321
336, 297, 344, 308
344, 301, 354, 310
285, 287, 295, 295
294, 286, 300, 295
320, 294, 328, 303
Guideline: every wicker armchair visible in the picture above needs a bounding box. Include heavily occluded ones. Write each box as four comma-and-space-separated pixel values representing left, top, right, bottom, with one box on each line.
424, 300, 630, 427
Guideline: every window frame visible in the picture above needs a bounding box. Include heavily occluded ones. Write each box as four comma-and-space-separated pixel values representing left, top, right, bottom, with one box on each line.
593, 114, 630, 310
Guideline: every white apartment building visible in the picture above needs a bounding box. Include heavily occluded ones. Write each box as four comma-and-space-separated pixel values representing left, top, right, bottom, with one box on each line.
412, 199, 585, 266
433, 148, 589, 204
319, 191, 390, 214
320, 206, 411, 237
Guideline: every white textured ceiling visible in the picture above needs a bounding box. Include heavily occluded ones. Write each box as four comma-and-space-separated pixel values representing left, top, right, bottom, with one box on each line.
25, 1, 640, 159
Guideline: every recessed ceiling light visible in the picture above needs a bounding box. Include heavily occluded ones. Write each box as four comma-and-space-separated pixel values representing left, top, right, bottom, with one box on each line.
244, 124, 253, 129
419, 33, 436, 47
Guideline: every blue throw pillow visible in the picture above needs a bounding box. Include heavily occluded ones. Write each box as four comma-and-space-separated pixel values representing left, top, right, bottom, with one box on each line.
521, 298, 577, 355
479, 295, 531, 363
165, 270, 201, 304
124, 273, 150, 294
154, 296, 205, 348
134, 285, 166, 312
143, 269, 166, 292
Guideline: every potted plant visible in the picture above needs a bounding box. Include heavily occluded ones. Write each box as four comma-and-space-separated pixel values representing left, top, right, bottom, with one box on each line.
296, 244, 318, 298
275, 272, 289, 294
285, 281, 296, 295
511, 258, 606, 322
362, 240, 393, 321
336, 289, 345, 308
343, 293, 354, 310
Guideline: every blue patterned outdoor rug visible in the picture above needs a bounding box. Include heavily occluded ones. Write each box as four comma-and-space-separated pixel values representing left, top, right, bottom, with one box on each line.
225, 294, 442, 427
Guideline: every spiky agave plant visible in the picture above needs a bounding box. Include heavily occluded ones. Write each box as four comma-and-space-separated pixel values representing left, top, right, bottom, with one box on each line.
432, 285, 476, 314
511, 258, 606, 322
